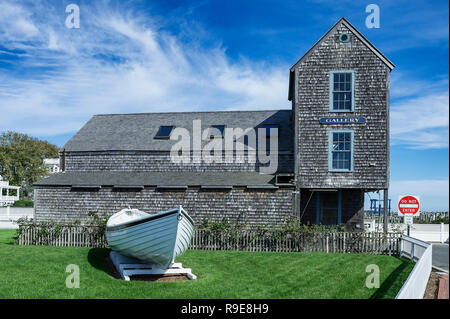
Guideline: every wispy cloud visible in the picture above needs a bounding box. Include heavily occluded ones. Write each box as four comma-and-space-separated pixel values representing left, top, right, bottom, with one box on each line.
390, 72, 449, 149
0, 1, 290, 137
0, 0, 447, 153
0, 1, 39, 41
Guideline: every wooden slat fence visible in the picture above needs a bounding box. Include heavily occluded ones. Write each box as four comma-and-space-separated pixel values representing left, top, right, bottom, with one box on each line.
190, 230, 400, 255
16, 226, 401, 256
17, 226, 108, 248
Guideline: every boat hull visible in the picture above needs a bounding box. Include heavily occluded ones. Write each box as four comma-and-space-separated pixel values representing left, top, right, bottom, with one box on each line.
106, 206, 194, 268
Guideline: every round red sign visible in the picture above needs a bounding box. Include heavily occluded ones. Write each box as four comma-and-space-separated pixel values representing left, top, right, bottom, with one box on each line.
398, 196, 420, 215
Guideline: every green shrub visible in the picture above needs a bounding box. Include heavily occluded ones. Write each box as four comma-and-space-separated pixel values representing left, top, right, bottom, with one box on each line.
14, 210, 112, 245
197, 213, 344, 237
11, 199, 34, 207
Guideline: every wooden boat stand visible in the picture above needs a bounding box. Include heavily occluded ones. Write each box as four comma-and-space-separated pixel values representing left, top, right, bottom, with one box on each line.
110, 251, 197, 281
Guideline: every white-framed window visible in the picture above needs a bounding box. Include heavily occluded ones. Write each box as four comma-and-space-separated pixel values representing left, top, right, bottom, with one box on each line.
329, 70, 355, 112
328, 130, 354, 172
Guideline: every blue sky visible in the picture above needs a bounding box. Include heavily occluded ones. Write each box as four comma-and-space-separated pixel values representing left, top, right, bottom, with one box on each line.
0, 0, 448, 211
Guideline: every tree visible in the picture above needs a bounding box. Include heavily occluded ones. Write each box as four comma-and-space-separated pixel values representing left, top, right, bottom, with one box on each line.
0, 131, 59, 197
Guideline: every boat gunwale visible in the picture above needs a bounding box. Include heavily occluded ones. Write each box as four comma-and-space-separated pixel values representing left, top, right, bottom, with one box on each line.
106, 206, 194, 232
106, 210, 178, 232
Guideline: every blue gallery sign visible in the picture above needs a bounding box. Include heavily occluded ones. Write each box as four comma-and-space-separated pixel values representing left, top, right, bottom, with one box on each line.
319, 117, 366, 124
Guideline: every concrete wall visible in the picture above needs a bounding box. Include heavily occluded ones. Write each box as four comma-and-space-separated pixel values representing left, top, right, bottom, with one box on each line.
408, 224, 449, 243
0, 207, 34, 229
365, 222, 449, 243
34, 186, 294, 226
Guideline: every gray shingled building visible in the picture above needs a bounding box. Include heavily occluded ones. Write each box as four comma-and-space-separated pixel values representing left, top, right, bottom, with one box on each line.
34, 18, 394, 230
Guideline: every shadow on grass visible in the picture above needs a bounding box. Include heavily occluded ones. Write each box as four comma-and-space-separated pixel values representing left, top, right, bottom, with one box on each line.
88, 247, 111, 274
370, 258, 412, 299
87, 248, 190, 281
1, 230, 19, 246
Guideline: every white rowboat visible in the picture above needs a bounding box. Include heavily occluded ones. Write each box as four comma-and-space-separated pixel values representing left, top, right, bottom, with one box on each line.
105, 205, 194, 269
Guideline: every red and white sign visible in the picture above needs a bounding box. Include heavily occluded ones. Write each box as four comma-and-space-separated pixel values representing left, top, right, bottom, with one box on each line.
397, 195, 420, 216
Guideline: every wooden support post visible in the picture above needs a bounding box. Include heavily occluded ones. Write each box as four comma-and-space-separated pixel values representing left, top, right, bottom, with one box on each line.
316, 192, 321, 225
110, 251, 197, 281
383, 188, 389, 233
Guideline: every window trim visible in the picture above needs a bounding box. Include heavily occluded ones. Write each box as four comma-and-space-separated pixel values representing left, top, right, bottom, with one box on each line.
329, 70, 355, 112
328, 129, 354, 172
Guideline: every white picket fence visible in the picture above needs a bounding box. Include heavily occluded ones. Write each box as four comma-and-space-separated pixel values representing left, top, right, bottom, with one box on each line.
395, 236, 432, 299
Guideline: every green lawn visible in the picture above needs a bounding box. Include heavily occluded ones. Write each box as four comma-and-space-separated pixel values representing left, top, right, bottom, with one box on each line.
0, 229, 414, 299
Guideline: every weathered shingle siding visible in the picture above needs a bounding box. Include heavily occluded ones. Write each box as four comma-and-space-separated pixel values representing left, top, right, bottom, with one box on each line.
34, 186, 294, 225
295, 24, 390, 189
62, 151, 294, 173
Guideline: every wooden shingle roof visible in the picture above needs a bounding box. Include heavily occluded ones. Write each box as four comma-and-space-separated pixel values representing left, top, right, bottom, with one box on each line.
62, 109, 293, 152
34, 171, 283, 188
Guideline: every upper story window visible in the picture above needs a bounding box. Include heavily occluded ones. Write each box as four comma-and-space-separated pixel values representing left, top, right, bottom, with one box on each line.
209, 125, 225, 138
154, 126, 174, 139
329, 71, 354, 112
328, 130, 354, 172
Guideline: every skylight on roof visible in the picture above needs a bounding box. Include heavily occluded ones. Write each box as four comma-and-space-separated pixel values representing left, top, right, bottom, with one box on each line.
155, 126, 174, 139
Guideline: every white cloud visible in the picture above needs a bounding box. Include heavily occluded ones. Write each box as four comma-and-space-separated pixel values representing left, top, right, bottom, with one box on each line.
0, 1, 39, 40
0, 1, 290, 137
0, 1, 447, 154
390, 72, 449, 149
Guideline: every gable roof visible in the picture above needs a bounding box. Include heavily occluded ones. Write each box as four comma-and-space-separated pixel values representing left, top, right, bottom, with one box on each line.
62, 109, 293, 152
290, 17, 395, 72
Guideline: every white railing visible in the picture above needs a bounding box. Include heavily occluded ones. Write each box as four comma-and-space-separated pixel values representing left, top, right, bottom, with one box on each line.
0, 183, 20, 206
396, 235, 432, 299
0, 196, 19, 206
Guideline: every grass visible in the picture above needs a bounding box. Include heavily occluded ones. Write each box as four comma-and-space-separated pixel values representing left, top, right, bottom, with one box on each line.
0, 229, 414, 299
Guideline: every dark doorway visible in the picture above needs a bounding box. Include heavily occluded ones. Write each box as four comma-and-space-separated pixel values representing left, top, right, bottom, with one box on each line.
316, 191, 341, 226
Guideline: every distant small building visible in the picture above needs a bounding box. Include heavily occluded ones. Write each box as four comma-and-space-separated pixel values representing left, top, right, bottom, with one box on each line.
0, 175, 20, 206
43, 158, 60, 174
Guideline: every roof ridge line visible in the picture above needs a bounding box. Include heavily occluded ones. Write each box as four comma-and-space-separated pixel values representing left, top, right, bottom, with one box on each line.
93, 109, 292, 117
